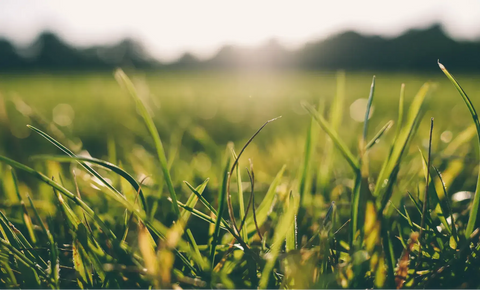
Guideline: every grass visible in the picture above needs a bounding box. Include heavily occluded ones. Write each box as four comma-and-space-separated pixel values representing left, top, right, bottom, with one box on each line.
1, 67, 480, 288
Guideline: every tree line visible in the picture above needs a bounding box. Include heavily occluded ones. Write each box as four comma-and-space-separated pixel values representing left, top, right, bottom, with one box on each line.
0, 24, 478, 72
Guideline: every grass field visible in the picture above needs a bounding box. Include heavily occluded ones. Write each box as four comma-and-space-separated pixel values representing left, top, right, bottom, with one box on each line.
1, 67, 480, 288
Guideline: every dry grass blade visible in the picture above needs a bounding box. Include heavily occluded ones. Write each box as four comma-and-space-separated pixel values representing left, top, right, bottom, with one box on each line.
395, 232, 419, 289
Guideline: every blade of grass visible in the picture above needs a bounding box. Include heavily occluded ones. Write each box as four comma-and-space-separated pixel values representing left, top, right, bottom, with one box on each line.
394, 83, 405, 143
27, 125, 146, 215
231, 149, 248, 243
417, 118, 434, 269
10, 168, 37, 245
351, 76, 376, 244
439, 61, 480, 238
115, 69, 180, 218
259, 191, 299, 288
377, 83, 432, 211
245, 164, 286, 235
318, 70, 345, 193
418, 149, 451, 235
0, 238, 52, 286
210, 157, 230, 268
180, 178, 209, 271
302, 102, 360, 171
183, 181, 229, 228
362, 76, 376, 147
225, 117, 282, 236
180, 178, 209, 225
366, 120, 394, 151
299, 102, 318, 208
433, 166, 458, 247
31, 154, 148, 214
22, 197, 60, 280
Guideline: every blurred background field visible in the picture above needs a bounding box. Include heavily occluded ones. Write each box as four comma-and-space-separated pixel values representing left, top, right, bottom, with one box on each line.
1, 70, 479, 180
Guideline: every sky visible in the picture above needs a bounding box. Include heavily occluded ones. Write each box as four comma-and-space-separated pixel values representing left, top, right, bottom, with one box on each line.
1, 0, 480, 62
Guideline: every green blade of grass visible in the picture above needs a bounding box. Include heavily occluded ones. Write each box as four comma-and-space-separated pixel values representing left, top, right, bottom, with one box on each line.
245, 164, 286, 235
351, 76, 376, 243
362, 76, 376, 146
27, 125, 143, 215
259, 191, 299, 288
302, 102, 360, 171
439, 61, 480, 238
418, 149, 452, 236
31, 154, 148, 214
366, 120, 394, 151
433, 166, 458, 247
394, 83, 405, 143
23, 196, 61, 279
286, 190, 300, 252
0, 238, 51, 286
376, 83, 432, 210
180, 178, 209, 225
231, 149, 248, 243
318, 70, 345, 193
225, 117, 282, 237
210, 157, 230, 268
115, 69, 180, 218
299, 103, 318, 208
0, 211, 43, 266
180, 178, 209, 271
10, 168, 37, 245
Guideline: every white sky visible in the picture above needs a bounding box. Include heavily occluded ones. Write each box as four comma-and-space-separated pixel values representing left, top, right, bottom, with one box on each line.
1, 0, 480, 62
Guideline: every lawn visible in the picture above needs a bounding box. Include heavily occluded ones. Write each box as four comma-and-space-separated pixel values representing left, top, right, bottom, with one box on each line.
1, 67, 480, 288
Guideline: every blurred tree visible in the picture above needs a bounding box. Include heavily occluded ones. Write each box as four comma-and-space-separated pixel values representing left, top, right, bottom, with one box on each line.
1, 24, 479, 72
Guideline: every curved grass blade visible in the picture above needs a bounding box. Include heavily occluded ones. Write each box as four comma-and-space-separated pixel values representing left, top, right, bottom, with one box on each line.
226, 117, 282, 236
231, 149, 248, 243
439, 61, 480, 238
31, 154, 148, 215
27, 125, 142, 214
115, 69, 180, 218
302, 102, 360, 171
366, 120, 394, 151
245, 164, 286, 235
